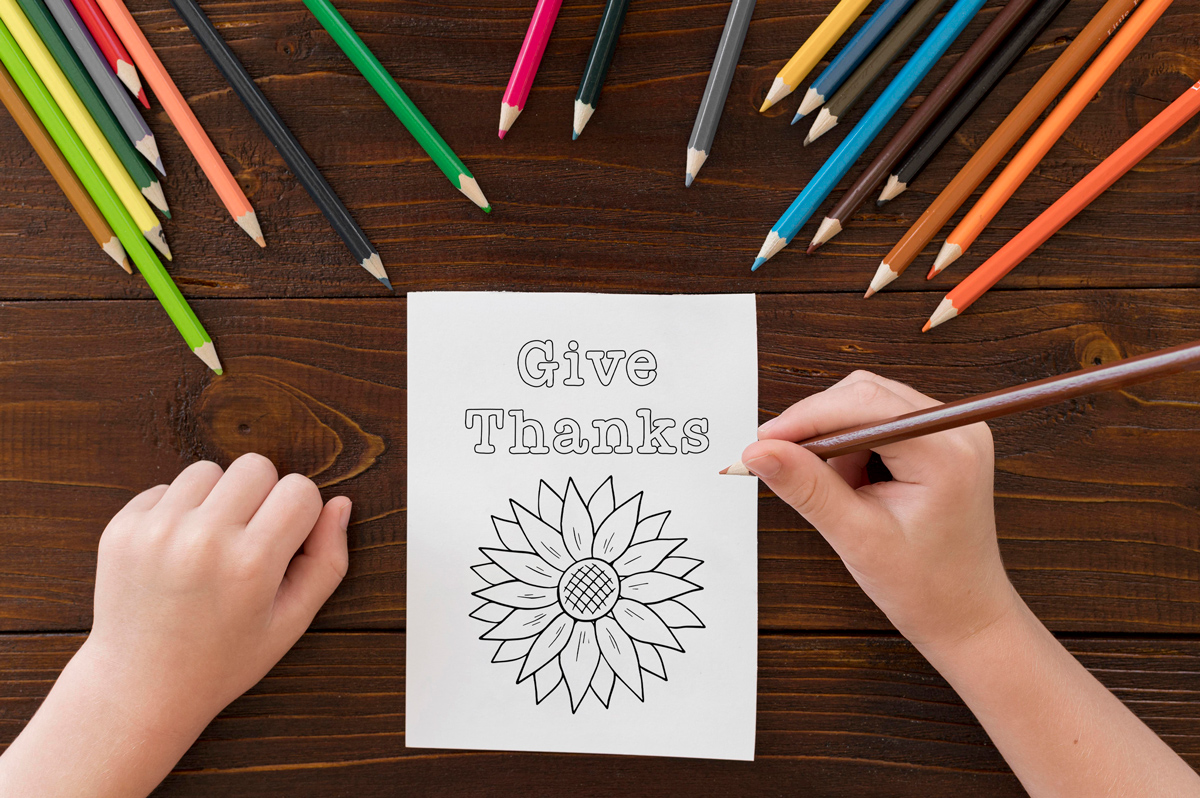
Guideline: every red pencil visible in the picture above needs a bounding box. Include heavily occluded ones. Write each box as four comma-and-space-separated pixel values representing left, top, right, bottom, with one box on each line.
924, 79, 1200, 332
70, 0, 147, 107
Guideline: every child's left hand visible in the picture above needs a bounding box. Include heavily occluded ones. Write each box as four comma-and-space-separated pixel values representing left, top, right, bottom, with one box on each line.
0, 454, 350, 798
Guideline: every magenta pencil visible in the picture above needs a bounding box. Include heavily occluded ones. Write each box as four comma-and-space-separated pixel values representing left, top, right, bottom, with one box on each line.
499, 0, 563, 138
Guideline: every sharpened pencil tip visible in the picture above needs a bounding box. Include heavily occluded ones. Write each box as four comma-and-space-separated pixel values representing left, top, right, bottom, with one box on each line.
791, 112, 801, 125
721, 460, 753, 477
685, 172, 694, 188
380, 276, 394, 292
572, 130, 579, 140
752, 257, 765, 272
497, 129, 506, 139
921, 321, 932, 333
863, 287, 876, 299
121, 257, 132, 274
806, 243, 817, 254
255, 236, 266, 248
137, 90, 149, 109
926, 265, 938, 280
483, 205, 492, 214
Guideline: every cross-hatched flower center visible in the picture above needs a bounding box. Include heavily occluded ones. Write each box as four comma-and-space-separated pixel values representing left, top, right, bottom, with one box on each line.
558, 558, 619, 621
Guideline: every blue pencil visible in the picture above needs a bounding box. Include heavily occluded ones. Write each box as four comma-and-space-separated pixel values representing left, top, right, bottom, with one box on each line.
752, 0, 987, 271
793, 0, 918, 122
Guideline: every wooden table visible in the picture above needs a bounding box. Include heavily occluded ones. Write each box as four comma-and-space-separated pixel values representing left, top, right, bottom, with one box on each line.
2, 0, 1198, 793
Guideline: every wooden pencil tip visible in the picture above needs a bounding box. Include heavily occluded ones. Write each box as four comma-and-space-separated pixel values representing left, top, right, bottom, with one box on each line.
925, 265, 938, 280
806, 243, 818, 254
497, 129, 506, 139
863, 287, 875, 299
721, 460, 753, 477
121, 258, 132, 274
255, 236, 266, 248
921, 320, 932, 333
137, 89, 149, 109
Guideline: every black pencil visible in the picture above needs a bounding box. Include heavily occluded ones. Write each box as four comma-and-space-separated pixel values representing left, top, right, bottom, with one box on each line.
878, 0, 1055, 205
167, 0, 391, 290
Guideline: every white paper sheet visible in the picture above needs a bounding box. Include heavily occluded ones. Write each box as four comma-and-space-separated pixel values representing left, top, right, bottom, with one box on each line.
406, 292, 758, 761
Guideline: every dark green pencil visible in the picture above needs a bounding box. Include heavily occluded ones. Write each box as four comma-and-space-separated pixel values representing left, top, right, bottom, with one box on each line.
15, 0, 166, 216
573, 0, 631, 139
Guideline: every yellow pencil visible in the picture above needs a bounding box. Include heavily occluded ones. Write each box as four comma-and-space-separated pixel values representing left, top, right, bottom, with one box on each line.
0, 0, 168, 258
760, 0, 873, 112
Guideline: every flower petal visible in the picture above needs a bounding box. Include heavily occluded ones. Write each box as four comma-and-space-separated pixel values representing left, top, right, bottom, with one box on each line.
588, 476, 615, 522
595, 616, 642, 700
492, 637, 535, 663
534, 657, 563, 704
591, 657, 616, 707
517, 613, 573, 681
652, 599, 705, 628
493, 515, 532, 552
472, 562, 512, 585
469, 602, 512, 623
592, 493, 641, 561
482, 607, 561, 641
634, 640, 666, 679
481, 548, 562, 588
538, 480, 564, 530
512, 501, 573, 569
560, 479, 595, 562
474, 581, 558, 609
561, 621, 600, 712
612, 598, 682, 651
612, 539, 685, 576
620, 572, 701, 604
631, 510, 670, 545
656, 556, 702, 578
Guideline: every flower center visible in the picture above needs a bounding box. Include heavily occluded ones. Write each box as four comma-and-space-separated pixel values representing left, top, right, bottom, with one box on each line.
558, 558, 620, 621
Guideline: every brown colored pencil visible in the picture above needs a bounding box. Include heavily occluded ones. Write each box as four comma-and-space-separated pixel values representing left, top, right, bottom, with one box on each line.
807, 0, 1050, 252
0, 59, 129, 272
720, 339, 1200, 467
865, 0, 1140, 298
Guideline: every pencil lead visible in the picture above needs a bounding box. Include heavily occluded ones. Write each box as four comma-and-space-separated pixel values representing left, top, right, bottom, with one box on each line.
194, 341, 223, 374
863, 286, 876, 299
791, 112, 802, 125
802, 133, 812, 147
925, 297, 958, 331
685, 148, 707, 187
497, 129, 506, 140
932, 242, 961, 273
926, 264, 938, 280
685, 173, 694, 188
483, 205, 492, 214
866, 261, 897, 297
571, 130, 579, 141
572, 100, 595, 140
759, 77, 790, 112
720, 460, 752, 477
498, 103, 520, 139
809, 216, 841, 251
921, 320, 932, 333
751, 257, 765, 272
380, 275, 394, 292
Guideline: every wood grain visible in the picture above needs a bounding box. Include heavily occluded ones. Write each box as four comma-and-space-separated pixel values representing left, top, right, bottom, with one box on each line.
2, 293, 1197, 633
0, 632, 1195, 796
0, 0, 1196, 299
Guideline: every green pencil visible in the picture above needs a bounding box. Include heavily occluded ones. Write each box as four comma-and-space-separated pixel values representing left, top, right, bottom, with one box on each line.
15, 0, 166, 217
300, 0, 489, 212
573, 0, 630, 139
0, 15, 220, 373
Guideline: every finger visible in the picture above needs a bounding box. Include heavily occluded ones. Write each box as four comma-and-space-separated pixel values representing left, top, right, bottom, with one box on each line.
826, 450, 873, 489
832, 370, 942, 411
738, 439, 878, 553
155, 461, 224, 515
200, 453, 279, 527
271, 498, 351, 643
243, 473, 325, 567
103, 484, 169, 533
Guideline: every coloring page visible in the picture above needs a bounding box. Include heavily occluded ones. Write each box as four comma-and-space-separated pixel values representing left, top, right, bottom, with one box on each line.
406, 292, 758, 761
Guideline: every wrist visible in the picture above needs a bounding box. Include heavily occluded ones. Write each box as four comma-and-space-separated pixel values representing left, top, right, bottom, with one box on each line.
913, 585, 1037, 675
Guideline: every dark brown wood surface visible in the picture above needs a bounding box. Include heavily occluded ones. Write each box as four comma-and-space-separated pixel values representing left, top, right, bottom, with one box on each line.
1, 0, 1198, 793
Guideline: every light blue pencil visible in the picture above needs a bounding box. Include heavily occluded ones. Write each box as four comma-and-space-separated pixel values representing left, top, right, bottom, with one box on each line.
793, 0, 918, 122
752, 0, 987, 271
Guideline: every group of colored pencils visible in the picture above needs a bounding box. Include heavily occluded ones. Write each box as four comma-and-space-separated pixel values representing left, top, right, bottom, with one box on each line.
682, 0, 1192, 333
1, 0, 490, 373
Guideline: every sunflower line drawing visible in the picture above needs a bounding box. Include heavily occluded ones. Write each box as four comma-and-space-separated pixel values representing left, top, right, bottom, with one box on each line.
469, 477, 705, 712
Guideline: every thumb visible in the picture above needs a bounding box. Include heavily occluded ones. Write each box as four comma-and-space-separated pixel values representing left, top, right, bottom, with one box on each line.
272, 497, 351, 643
738, 439, 870, 542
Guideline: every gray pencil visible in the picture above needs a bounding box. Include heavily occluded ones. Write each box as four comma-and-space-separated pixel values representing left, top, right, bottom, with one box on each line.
685, 0, 755, 187
805, 0, 946, 146
43, 0, 163, 175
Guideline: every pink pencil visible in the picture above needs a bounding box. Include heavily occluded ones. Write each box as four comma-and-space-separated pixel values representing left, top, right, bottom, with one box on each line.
498, 0, 562, 139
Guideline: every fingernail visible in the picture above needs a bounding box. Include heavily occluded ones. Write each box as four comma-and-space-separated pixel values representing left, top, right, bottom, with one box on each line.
338, 500, 352, 533
758, 417, 779, 435
744, 454, 781, 478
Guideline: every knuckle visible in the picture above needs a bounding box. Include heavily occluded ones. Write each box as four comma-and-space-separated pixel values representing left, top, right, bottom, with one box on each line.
187, 460, 224, 482
846, 369, 877, 384
849, 378, 886, 406
278, 472, 321, 504
237, 452, 278, 482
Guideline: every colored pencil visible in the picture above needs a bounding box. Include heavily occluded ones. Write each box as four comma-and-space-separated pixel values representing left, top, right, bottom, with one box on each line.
686, 0, 756, 186
752, 0, 987, 272
573, 0, 630, 139
68, 0, 142, 106
168, 0, 390, 290
930, 0, 1171, 276
499, 0, 562, 139
0, 0, 168, 257
0, 16, 220, 372
925, 79, 1200, 331
15, 0, 166, 214
301, 0, 489, 211
809, 0, 1055, 252
95, 0, 264, 245
44, 0, 159, 174
804, 0, 946, 146
865, 0, 1140, 298
794, 0, 917, 121
720, 339, 1200, 466
878, 0, 1061, 205
0, 59, 128, 270
759, 0, 872, 112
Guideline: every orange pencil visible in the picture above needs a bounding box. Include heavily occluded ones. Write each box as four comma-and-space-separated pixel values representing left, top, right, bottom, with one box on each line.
94, 0, 263, 246
925, 78, 1200, 331
930, 0, 1172, 276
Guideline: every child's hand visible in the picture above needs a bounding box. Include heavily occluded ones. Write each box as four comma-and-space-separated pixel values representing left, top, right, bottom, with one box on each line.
83, 453, 351, 737
737, 370, 1015, 652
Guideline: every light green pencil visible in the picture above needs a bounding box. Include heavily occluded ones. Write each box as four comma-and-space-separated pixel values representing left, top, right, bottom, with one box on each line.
0, 15, 221, 373
301, 0, 490, 212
